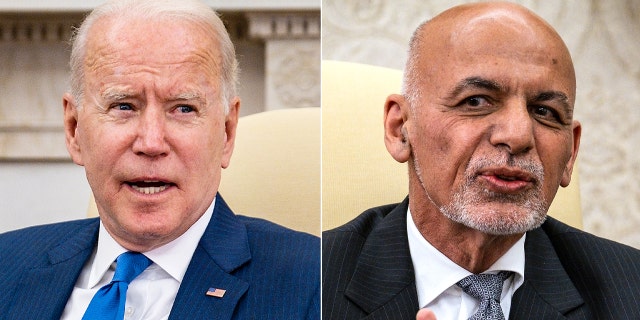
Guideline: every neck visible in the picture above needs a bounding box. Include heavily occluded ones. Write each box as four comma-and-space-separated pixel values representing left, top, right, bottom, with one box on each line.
409, 186, 523, 274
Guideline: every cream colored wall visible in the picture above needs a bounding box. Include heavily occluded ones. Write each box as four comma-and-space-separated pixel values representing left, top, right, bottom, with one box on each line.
323, 0, 640, 248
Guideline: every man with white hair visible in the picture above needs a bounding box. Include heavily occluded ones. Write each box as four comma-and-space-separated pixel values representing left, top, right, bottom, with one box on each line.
0, 1, 319, 319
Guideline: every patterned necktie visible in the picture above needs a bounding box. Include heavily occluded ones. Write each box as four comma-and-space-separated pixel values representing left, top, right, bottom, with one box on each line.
82, 252, 152, 320
456, 271, 513, 320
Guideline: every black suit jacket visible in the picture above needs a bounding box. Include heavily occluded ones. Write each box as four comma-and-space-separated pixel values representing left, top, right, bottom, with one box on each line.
322, 198, 640, 319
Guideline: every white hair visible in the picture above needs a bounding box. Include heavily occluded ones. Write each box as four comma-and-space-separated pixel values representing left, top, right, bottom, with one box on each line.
401, 20, 428, 108
68, 0, 238, 114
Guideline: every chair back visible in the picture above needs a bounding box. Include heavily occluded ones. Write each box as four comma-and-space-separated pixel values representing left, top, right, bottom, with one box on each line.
219, 107, 320, 236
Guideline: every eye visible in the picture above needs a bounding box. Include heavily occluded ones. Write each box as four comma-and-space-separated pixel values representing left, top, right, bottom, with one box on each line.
467, 96, 487, 107
530, 105, 561, 123
107, 103, 135, 113
112, 103, 133, 111
176, 105, 195, 113
457, 95, 492, 109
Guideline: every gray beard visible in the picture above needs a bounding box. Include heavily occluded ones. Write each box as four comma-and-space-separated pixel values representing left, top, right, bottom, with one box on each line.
413, 154, 548, 235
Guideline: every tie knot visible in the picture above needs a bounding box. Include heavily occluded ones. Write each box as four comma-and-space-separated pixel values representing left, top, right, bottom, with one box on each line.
456, 271, 512, 302
112, 252, 152, 284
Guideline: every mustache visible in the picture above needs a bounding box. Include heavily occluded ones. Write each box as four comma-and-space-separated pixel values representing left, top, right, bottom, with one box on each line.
466, 155, 545, 184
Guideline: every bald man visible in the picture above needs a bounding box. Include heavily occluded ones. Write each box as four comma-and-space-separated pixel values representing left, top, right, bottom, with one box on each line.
322, 3, 640, 320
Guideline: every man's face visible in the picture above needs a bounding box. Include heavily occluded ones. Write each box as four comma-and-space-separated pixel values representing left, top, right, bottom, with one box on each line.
64, 17, 238, 250
403, 14, 580, 235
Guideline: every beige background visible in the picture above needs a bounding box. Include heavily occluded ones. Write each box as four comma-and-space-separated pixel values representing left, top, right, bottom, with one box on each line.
323, 0, 640, 248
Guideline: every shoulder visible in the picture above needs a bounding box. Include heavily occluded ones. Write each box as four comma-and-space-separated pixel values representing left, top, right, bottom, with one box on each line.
0, 218, 99, 277
0, 218, 99, 253
540, 217, 640, 311
321, 200, 406, 279
323, 202, 401, 241
214, 195, 318, 256
236, 214, 319, 269
541, 217, 640, 261
322, 201, 403, 258
236, 215, 319, 249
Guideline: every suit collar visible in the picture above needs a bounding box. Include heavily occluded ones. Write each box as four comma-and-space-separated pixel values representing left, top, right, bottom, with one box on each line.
170, 194, 251, 319
510, 218, 585, 319
345, 198, 418, 316
198, 194, 251, 272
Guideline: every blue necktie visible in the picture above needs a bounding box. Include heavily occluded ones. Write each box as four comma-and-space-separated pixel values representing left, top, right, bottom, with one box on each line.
456, 271, 513, 320
82, 252, 152, 320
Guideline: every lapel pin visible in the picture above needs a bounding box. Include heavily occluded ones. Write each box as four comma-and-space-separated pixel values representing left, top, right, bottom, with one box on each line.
206, 287, 226, 298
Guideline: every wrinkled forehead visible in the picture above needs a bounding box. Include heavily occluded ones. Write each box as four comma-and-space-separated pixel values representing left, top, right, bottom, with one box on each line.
84, 15, 221, 80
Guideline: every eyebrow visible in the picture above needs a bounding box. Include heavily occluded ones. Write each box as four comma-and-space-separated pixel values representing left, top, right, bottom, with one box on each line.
171, 92, 201, 101
101, 88, 135, 101
448, 76, 505, 98
100, 89, 203, 103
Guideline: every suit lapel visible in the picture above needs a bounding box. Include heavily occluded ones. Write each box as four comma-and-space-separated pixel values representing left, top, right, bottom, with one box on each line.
169, 195, 251, 319
510, 223, 586, 319
346, 199, 419, 320
7, 219, 99, 319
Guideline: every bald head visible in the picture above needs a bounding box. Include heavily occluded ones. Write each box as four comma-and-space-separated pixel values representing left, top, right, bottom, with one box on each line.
403, 2, 575, 108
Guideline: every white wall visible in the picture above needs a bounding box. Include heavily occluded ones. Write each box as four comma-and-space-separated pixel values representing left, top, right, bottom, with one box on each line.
0, 162, 90, 232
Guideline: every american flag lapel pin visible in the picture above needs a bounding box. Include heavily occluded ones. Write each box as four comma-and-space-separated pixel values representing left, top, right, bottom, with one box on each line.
206, 287, 226, 298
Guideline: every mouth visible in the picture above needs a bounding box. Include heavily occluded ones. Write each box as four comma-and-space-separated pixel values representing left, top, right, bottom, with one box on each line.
481, 167, 535, 181
476, 167, 537, 192
493, 173, 530, 182
125, 180, 176, 195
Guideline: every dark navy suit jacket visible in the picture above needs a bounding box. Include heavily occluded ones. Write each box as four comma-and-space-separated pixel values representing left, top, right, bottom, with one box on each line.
0, 195, 319, 319
322, 198, 640, 320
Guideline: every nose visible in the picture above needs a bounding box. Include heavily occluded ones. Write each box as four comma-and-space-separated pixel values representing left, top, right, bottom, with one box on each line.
132, 106, 170, 157
488, 100, 535, 155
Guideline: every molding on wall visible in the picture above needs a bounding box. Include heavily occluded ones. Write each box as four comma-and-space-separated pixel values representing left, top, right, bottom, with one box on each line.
246, 11, 321, 109
247, 12, 320, 39
265, 39, 320, 109
0, 13, 81, 43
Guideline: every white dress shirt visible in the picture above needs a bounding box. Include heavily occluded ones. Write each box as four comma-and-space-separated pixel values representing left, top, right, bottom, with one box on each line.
407, 209, 525, 320
60, 198, 215, 320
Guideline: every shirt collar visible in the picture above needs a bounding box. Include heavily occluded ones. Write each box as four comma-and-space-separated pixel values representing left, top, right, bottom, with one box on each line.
87, 196, 215, 288
407, 208, 525, 308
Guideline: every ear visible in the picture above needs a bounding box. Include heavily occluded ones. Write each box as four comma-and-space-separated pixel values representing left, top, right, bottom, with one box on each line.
221, 96, 240, 169
560, 120, 581, 187
63, 93, 84, 166
384, 94, 411, 163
